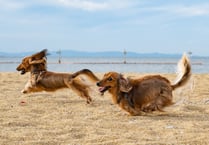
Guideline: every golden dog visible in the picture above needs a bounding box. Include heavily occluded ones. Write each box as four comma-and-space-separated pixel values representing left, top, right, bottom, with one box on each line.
16, 49, 99, 103
97, 54, 191, 115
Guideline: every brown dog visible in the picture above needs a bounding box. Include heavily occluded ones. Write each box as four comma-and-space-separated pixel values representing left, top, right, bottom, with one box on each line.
16, 49, 99, 103
97, 54, 191, 115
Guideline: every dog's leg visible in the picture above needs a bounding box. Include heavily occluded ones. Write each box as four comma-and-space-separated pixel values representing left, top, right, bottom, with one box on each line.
21, 80, 32, 93
117, 93, 123, 104
117, 93, 135, 109
31, 74, 37, 87
124, 93, 135, 109
119, 100, 140, 116
21, 73, 41, 93
158, 88, 174, 111
66, 79, 92, 104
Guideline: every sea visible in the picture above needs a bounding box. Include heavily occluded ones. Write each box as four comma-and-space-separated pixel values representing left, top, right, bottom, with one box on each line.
0, 56, 208, 74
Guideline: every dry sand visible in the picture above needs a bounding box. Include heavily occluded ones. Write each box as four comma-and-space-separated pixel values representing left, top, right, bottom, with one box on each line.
0, 72, 209, 145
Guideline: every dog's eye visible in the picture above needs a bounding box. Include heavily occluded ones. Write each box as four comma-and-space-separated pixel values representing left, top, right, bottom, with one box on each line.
107, 77, 113, 81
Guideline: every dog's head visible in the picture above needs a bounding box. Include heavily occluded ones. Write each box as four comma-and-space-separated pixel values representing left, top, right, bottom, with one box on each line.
16, 49, 47, 75
97, 72, 132, 94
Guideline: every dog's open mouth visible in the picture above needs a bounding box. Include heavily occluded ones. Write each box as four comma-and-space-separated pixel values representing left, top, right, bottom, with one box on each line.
99, 86, 111, 94
20, 69, 26, 75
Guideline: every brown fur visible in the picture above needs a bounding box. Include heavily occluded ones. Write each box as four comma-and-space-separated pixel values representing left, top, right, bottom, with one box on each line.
97, 54, 191, 115
16, 49, 99, 104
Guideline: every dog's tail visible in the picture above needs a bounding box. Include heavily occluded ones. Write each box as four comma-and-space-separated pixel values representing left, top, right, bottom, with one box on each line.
70, 69, 99, 82
172, 53, 191, 90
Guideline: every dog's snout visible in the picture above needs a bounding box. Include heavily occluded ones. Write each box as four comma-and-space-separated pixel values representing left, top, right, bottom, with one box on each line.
96, 82, 101, 86
16, 65, 20, 71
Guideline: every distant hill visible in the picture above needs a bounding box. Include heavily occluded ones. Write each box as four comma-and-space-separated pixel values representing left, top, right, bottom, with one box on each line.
0, 50, 201, 58
49, 50, 182, 58
0, 52, 36, 57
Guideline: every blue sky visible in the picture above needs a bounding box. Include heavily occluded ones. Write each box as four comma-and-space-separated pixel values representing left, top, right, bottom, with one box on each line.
0, 0, 209, 56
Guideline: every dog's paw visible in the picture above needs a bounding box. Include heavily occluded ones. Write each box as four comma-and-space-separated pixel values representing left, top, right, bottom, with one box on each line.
21, 90, 28, 94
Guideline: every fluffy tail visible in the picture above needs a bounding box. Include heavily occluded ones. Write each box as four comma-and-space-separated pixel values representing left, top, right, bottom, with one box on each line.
70, 69, 99, 82
172, 53, 191, 90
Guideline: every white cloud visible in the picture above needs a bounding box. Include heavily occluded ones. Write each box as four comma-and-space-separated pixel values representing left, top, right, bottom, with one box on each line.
152, 4, 209, 17
1, 0, 209, 16
0, 0, 25, 11
56, 0, 137, 11
174, 5, 209, 16
0, 0, 138, 12
57, 0, 108, 11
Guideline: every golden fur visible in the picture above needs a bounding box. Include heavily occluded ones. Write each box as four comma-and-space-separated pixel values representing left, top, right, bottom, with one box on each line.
97, 54, 191, 115
16, 49, 99, 104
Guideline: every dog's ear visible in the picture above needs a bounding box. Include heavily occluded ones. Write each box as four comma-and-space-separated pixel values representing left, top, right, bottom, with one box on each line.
119, 75, 132, 93
31, 49, 48, 60
29, 57, 46, 64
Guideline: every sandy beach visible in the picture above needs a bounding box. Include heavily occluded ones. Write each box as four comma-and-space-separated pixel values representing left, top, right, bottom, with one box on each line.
0, 72, 209, 145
